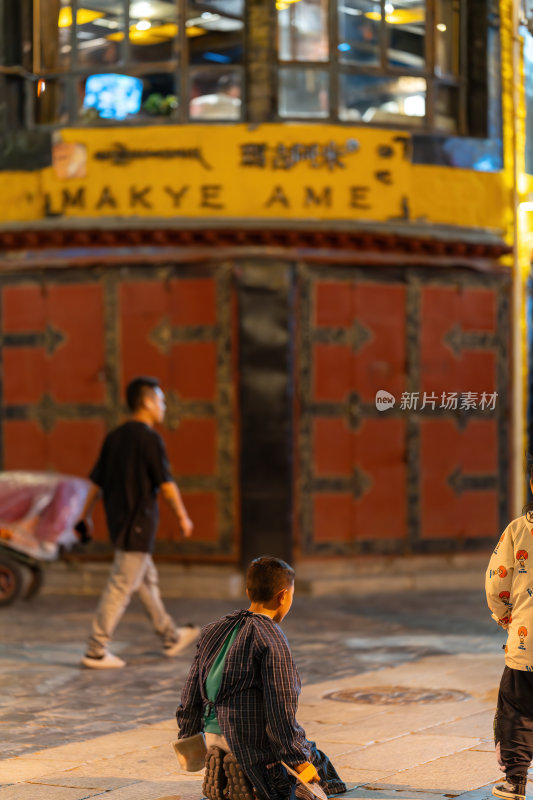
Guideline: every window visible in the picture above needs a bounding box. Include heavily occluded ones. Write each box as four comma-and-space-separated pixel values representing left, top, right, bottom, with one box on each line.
7, 0, 482, 133
31, 0, 244, 125
524, 26, 533, 175
276, 0, 464, 131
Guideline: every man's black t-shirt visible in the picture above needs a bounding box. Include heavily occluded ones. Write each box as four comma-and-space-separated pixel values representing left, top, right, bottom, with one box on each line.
90, 421, 173, 553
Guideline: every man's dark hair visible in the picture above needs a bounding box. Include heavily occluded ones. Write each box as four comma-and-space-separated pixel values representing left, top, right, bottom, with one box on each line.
126, 376, 160, 412
246, 556, 295, 602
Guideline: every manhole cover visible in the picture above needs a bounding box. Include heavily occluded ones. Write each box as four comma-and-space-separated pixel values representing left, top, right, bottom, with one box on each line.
324, 686, 470, 705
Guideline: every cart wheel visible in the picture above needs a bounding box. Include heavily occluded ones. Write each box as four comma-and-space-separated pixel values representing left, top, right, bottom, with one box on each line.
0, 556, 23, 606
24, 564, 44, 601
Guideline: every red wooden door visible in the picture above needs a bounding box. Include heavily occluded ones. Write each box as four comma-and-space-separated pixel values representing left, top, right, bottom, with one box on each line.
0, 265, 238, 559
296, 265, 509, 555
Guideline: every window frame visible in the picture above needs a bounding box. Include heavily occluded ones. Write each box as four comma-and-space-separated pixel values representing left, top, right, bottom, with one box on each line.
28, 0, 245, 128
3, 0, 479, 134
275, 0, 467, 134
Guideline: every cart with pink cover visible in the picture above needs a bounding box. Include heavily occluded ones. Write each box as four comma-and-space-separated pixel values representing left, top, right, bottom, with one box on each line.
0, 471, 91, 606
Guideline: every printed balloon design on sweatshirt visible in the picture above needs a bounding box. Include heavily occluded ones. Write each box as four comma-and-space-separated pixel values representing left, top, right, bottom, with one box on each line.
519, 626, 528, 651
494, 532, 506, 555
499, 590, 512, 607
490, 566, 508, 579
517, 550, 529, 574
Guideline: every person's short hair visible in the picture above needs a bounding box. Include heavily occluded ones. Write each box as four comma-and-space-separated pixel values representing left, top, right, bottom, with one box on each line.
246, 556, 295, 602
126, 376, 160, 412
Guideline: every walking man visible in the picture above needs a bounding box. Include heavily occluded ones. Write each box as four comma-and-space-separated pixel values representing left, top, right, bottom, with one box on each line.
76, 376, 200, 669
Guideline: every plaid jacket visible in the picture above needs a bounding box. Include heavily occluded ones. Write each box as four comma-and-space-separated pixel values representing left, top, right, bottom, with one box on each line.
176, 609, 310, 799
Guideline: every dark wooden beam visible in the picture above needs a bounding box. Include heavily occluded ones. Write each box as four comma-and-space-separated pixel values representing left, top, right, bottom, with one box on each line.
245, 0, 275, 122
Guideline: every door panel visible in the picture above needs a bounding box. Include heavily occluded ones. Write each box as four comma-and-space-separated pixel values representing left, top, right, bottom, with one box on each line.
297, 264, 509, 555
0, 265, 238, 559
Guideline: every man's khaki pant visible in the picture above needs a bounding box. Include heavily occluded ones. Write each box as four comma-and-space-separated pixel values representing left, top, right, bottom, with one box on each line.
87, 550, 177, 657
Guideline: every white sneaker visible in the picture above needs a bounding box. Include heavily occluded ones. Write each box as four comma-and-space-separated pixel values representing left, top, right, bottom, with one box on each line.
82, 652, 126, 669
164, 626, 201, 657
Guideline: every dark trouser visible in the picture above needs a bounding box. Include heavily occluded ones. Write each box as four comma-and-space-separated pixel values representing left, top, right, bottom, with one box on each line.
251, 743, 346, 800
495, 665, 533, 781
308, 741, 347, 795
248, 761, 296, 800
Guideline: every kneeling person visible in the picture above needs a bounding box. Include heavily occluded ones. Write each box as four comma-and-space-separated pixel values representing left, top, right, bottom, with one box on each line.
176, 556, 345, 800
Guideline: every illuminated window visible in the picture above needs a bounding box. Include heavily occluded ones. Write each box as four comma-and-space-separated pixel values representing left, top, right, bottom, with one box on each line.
32, 0, 243, 124
8, 0, 485, 133
277, 0, 465, 131
524, 26, 533, 175
187, 0, 244, 121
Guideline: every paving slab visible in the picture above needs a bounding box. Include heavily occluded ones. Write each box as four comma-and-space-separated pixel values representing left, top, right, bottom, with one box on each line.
81, 779, 201, 799
303, 741, 365, 760
341, 788, 448, 800
422, 712, 495, 740
1, 759, 77, 783
468, 743, 495, 753
333, 734, 479, 773
61, 744, 180, 780
18, 725, 174, 764
304, 702, 489, 746
0, 785, 99, 800
27, 776, 140, 790
384, 750, 503, 792
296, 705, 391, 725
330, 768, 398, 784
453, 788, 496, 800
154, 775, 205, 785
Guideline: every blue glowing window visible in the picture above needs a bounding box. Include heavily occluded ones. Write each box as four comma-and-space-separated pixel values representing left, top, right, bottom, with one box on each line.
83, 74, 143, 120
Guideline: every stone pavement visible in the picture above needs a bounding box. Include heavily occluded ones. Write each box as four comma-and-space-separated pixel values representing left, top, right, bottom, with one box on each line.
0, 587, 514, 800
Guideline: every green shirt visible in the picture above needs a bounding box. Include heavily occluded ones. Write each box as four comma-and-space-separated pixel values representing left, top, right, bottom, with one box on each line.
204, 623, 241, 734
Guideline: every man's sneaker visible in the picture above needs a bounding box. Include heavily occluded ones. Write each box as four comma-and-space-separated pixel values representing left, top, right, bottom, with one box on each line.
493, 779, 527, 800
81, 652, 126, 669
163, 625, 201, 657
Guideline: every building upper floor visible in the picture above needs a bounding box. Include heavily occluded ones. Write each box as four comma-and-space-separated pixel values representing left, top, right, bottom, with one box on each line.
0, 0, 501, 143
0, 0, 528, 241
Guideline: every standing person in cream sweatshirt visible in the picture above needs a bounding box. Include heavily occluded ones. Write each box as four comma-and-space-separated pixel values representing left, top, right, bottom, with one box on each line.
486, 467, 533, 800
